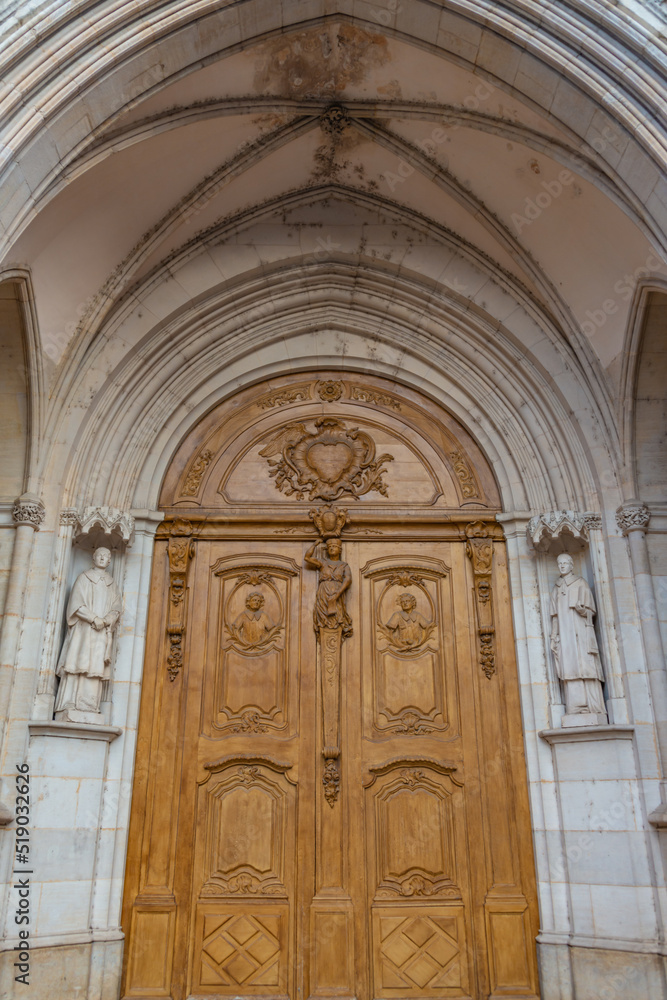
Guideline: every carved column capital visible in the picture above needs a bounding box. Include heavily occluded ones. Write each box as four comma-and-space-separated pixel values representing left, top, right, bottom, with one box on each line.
12, 493, 45, 530
615, 503, 650, 535
59, 507, 79, 527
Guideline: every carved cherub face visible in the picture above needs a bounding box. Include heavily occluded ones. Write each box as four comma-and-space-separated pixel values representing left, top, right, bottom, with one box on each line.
326, 538, 342, 559
246, 592, 265, 611
398, 593, 417, 612
557, 553, 574, 576
93, 547, 111, 569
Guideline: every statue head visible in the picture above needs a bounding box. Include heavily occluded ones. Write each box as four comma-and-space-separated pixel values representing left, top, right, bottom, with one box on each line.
557, 553, 574, 576
325, 538, 342, 559
398, 592, 417, 612
93, 547, 111, 569
246, 591, 265, 611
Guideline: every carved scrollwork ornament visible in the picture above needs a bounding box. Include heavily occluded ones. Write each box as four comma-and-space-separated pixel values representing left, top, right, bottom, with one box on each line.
449, 450, 479, 499
259, 417, 393, 502
322, 757, 341, 807
350, 385, 401, 410
182, 449, 214, 496
12, 493, 45, 530
465, 522, 496, 678
166, 519, 195, 681
309, 504, 348, 538
257, 385, 311, 409
616, 502, 650, 535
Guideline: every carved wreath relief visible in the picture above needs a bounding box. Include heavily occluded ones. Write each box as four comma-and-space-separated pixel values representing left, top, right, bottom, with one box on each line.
259, 417, 393, 501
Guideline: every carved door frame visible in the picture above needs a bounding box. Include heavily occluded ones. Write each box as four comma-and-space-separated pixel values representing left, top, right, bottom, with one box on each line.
120, 372, 541, 1000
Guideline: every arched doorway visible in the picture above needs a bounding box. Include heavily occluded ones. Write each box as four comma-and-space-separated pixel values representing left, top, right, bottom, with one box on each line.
121, 372, 540, 1000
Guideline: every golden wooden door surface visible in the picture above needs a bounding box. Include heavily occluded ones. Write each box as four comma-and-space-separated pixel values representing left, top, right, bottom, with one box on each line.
121, 374, 540, 1000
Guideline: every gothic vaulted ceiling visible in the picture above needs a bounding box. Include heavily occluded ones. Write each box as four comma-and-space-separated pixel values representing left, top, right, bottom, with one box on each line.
0, 1, 665, 502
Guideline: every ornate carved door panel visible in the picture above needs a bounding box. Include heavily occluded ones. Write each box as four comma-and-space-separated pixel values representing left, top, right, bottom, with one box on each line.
121, 374, 540, 1000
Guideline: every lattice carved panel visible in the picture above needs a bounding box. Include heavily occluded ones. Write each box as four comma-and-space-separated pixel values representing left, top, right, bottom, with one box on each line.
373, 908, 470, 997
195, 909, 287, 994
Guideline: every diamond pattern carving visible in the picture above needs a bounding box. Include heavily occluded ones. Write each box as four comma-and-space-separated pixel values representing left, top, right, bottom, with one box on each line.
200, 913, 281, 986
379, 914, 461, 991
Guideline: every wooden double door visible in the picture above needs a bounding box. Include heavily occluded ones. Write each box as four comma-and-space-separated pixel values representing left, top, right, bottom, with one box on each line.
122, 529, 539, 1000
121, 374, 539, 999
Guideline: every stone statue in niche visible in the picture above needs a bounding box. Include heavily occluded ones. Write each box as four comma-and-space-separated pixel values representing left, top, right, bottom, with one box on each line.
227, 591, 282, 650
54, 547, 122, 724
379, 592, 435, 651
304, 537, 352, 638
549, 553, 608, 725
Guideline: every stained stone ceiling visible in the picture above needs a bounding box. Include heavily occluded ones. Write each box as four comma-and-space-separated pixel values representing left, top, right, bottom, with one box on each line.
1, 2, 666, 405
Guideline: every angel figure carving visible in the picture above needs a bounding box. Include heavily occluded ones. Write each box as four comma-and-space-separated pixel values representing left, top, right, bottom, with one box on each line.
378, 592, 435, 651
226, 592, 282, 651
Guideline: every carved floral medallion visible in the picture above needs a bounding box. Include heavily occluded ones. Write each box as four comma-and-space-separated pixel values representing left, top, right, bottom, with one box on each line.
259, 417, 393, 501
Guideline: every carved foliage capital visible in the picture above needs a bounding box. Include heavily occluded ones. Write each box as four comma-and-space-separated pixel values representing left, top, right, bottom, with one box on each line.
615, 503, 650, 535
12, 494, 45, 530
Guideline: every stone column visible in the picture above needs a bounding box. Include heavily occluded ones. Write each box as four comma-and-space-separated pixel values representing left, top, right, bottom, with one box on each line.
0, 493, 45, 823
32, 508, 78, 719
616, 502, 667, 825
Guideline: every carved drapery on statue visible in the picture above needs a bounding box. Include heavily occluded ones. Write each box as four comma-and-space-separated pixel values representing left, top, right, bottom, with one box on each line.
549, 553, 608, 725
465, 522, 497, 679
305, 512, 352, 806
260, 417, 393, 501
54, 547, 122, 723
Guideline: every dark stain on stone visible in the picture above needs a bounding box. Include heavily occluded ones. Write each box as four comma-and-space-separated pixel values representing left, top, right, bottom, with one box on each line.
254, 23, 390, 99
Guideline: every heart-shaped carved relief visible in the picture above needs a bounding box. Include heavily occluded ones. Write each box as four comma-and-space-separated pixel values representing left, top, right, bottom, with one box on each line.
259, 416, 394, 501
306, 442, 354, 483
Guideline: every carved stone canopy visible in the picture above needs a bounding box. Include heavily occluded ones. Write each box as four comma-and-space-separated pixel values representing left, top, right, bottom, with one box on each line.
527, 510, 596, 553
259, 417, 394, 502
74, 506, 135, 549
